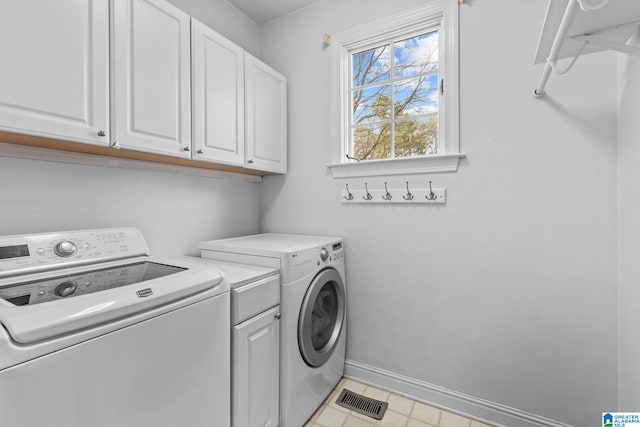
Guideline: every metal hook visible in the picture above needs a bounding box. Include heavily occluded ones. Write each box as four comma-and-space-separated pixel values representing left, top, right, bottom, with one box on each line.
344, 184, 354, 201
402, 182, 414, 200
426, 181, 437, 201
362, 183, 372, 201
382, 182, 392, 200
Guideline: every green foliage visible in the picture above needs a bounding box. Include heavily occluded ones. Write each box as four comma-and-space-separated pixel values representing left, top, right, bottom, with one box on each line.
394, 115, 438, 158
352, 100, 438, 160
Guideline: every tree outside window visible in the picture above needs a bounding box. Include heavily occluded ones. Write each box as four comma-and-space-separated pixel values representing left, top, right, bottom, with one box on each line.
350, 31, 439, 161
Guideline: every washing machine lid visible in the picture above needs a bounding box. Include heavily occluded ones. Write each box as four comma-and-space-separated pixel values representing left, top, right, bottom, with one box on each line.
0, 260, 188, 306
198, 233, 342, 258
0, 255, 226, 344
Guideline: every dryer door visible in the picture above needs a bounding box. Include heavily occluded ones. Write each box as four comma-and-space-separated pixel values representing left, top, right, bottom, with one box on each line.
298, 268, 345, 367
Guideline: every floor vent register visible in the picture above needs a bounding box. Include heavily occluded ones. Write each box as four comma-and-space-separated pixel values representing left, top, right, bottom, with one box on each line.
335, 389, 389, 420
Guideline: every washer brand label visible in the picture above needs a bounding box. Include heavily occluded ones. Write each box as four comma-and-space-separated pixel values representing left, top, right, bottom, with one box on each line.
136, 288, 153, 298
290, 251, 312, 267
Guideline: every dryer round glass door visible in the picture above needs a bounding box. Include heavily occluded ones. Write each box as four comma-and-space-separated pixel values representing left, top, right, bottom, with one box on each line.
298, 268, 345, 367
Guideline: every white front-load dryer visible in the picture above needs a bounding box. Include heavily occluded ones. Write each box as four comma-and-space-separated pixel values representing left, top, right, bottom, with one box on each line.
199, 233, 347, 427
281, 258, 346, 427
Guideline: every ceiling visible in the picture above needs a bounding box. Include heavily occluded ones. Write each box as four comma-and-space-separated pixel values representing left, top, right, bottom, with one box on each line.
227, 0, 317, 23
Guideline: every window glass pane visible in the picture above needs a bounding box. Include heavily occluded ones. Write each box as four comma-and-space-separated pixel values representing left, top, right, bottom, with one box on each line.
352, 46, 390, 87
394, 116, 438, 158
394, 31, 438, 78
347, 26, 446, 162
353, 85, 391, 124
393, 74, 439, 117
353, 123, 391, 160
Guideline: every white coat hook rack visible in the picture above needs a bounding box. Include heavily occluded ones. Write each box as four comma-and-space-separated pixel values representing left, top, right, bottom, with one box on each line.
341, 181, 446, 205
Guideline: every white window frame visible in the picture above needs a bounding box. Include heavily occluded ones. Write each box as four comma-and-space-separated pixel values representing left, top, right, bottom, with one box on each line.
328, 1, 464, 178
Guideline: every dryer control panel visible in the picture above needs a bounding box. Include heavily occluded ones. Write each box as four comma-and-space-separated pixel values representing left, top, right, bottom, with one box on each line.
0, 228, 150, 278
285, 240, 344, 282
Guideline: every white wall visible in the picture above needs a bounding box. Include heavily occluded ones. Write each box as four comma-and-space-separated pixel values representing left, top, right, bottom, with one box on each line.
0, 157, 261, 256
617, 30, 640, 410
168, 0, 261, 56
0, 0, 262, 256
259, 0, 618, 425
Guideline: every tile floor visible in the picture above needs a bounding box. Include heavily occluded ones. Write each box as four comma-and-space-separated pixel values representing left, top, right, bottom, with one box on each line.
304, 378, 494, 427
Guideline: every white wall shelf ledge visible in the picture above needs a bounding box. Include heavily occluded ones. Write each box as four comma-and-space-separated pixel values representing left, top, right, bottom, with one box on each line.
327, 153, 466, 178
533, 0, 640, 97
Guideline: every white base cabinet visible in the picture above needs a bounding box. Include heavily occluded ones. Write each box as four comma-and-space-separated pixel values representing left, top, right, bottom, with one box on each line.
0, 0, 109, 145
233, 306, 280, 427
111, 0, 192, 157
245, 54, 287, 174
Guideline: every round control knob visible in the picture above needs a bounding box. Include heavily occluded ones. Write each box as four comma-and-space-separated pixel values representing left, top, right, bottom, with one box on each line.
54, 281, 77, 298
320, 248, 329, 262
54, 241, 78, 257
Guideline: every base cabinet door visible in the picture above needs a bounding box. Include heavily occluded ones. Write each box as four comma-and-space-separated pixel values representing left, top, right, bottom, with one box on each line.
0, 0, 109, 145
244, 53, 287, 174
233, 306, 280, 427
111, 0, 191, 157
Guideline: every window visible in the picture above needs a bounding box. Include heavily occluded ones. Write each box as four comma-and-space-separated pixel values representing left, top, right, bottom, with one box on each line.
329, 1, 463, 177
352, 31, 439, 160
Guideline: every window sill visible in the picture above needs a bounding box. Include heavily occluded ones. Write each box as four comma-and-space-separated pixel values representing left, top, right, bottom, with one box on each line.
326, 153, 466, 178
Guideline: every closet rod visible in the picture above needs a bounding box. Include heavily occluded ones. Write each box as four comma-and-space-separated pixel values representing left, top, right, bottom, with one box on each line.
534, 0, 581, 97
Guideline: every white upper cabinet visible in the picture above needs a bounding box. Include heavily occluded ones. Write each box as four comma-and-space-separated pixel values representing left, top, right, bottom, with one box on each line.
244, 53, 287, 174
0, 1, 288, 175
111, 0, 191, 157
191, 19, 245, 166
0, 0, 109, 145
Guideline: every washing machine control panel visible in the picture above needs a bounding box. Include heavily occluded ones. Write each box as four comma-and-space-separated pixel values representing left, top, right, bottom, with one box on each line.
318, 241, 344, 265
284, 240, 344, 280
330, 241, 344, 262
0, 228, 150, 278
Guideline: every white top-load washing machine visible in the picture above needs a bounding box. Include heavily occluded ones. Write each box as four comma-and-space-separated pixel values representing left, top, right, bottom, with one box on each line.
199, 233, 346, 427
0, 228, 231, 427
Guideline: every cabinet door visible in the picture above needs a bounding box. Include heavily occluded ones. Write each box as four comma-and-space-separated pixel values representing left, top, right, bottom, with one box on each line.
191, 19, 244, 166
233, 306, 280, 427
0, 0, 109, 145
112, 0, 191, 157
245, 54, 287, 174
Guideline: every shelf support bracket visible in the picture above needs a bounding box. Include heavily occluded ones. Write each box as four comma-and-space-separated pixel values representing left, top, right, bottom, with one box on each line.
571, 34, 640, 56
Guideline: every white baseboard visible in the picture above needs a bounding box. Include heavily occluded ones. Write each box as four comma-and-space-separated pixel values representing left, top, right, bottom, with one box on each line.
344, 359, 573, 427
